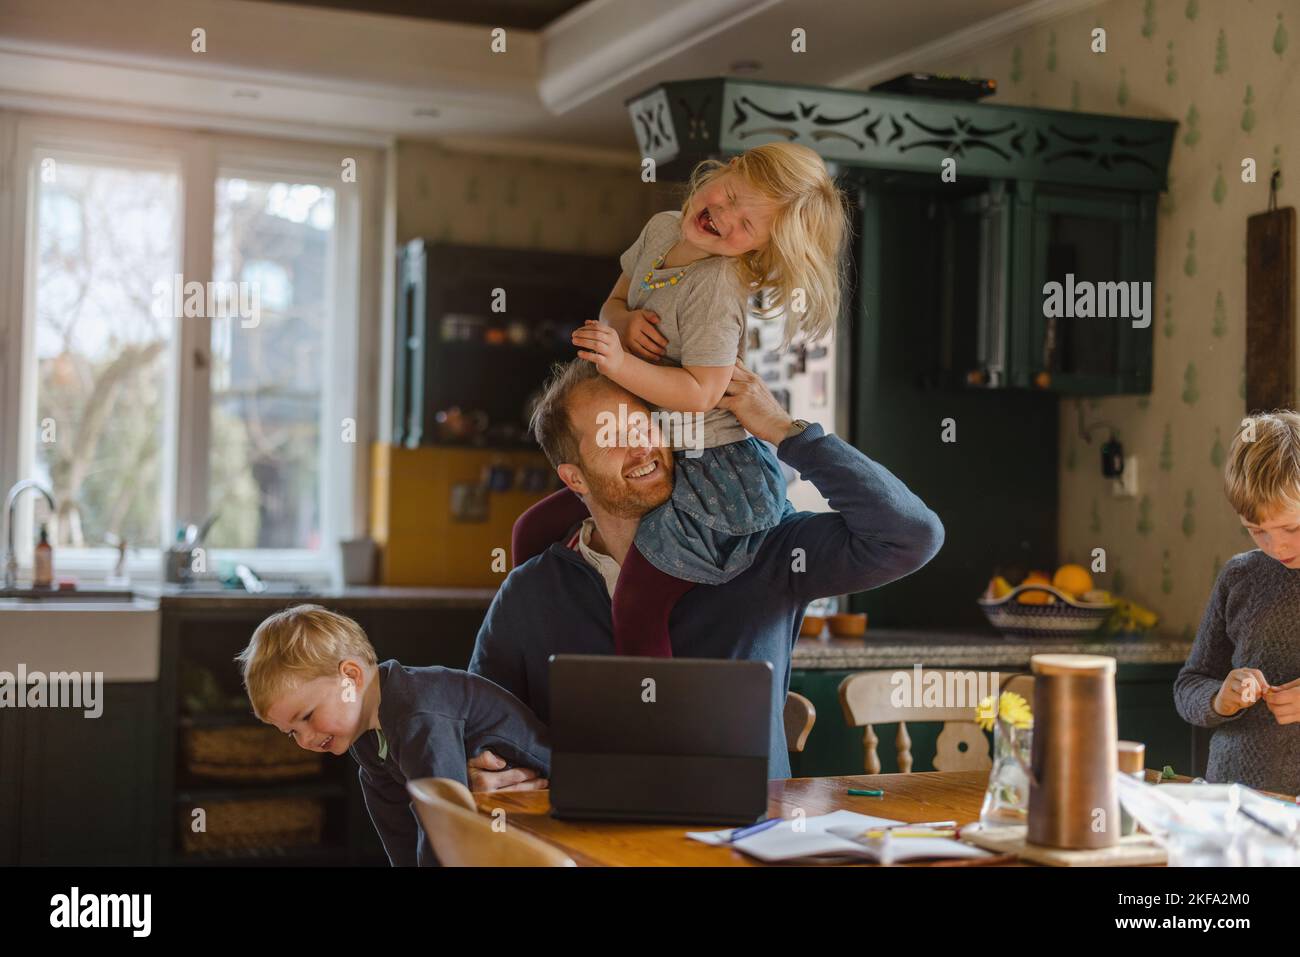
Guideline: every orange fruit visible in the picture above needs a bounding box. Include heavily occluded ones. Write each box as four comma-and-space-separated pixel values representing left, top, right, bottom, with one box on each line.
1052, 563, 1094, 597
1017, 571, 1054, 604
985, 575, 1013, 600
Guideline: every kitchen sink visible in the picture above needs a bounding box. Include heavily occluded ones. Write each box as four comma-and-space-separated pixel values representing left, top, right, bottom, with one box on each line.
0, 587, 135, 602
160, 580, 314, 595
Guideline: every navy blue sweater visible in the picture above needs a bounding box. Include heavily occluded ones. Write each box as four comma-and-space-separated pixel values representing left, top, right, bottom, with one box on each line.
350, 660, 551, 866
467, 423, 945, 778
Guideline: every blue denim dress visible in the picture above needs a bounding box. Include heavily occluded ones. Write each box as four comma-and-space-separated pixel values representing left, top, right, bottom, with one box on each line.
634, 437, 794, 585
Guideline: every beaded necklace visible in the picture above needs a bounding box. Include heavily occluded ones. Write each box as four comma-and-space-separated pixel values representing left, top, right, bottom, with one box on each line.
641, 249, 695, 290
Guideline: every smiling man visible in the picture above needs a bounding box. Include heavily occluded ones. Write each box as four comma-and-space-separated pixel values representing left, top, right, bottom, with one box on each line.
466, 357, 945, 792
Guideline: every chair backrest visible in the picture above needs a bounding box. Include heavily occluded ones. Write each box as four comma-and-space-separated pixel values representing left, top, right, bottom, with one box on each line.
838, 670, 1034, 774
783, 691, 816, 753
406, 778, 576, 867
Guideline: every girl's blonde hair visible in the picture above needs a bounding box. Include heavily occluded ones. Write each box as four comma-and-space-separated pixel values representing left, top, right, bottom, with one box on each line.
235, 603, 377, 719
1224, 411, 1300, 523
679, 141, 851, 345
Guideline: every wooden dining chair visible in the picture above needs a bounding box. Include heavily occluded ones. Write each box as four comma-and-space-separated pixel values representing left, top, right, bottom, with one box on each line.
407, 778, 576, 867
837, 670, 1034, 774
783, 691, 816, 753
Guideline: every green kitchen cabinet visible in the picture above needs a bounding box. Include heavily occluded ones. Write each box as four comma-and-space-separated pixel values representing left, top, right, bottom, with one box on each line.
155, 601, 487, 865
937, 179, 1157, 395
8, 683, 158, 864
628, 77, 1172, 398
0, 702, 18, 864
1014, 183, 1157, 394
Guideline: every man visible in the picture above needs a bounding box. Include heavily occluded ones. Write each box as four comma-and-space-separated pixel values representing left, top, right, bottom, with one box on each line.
467, 358, 944, 791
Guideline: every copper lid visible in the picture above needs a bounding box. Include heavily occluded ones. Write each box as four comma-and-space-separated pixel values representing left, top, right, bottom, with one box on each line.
1117, 740, 1146, 774
1030, 653, 1117, 676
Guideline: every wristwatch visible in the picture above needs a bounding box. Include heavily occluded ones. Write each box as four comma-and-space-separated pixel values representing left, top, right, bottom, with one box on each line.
783, 419, 810, 440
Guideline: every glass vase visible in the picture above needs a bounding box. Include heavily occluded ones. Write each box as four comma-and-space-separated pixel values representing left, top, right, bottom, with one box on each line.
979, 716, 1032, 828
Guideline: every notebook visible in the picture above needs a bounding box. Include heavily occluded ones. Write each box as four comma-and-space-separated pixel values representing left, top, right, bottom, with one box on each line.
687, 810, 995, 865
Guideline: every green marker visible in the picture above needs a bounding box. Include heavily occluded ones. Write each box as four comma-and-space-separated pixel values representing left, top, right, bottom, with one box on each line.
848, 787, 884, 797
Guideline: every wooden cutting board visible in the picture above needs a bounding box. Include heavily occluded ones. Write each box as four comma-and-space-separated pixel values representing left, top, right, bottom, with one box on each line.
1246, 205, 1296, 413
961, 823, 1167, 866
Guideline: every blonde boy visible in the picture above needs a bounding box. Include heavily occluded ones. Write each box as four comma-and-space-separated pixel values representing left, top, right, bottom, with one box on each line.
236, 604, 550, 866
1174, 411, 1300, 792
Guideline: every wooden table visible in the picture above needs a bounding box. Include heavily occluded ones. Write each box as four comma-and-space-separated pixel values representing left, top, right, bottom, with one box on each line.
473, 770, 998, 866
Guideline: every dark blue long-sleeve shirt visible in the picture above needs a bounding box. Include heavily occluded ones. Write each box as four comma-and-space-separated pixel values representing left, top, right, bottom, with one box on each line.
467, 423, 945, 778
349, 660, 551, 866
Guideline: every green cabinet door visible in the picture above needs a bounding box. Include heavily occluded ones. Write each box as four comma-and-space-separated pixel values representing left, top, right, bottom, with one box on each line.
19, 683, 158, 865
1015, 183, 1157, 394
0, 703, 19, 864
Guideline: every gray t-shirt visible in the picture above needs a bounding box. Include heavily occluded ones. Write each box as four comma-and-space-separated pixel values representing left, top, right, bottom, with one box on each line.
620, 210, 749, 448
1174, 549, 1300, 794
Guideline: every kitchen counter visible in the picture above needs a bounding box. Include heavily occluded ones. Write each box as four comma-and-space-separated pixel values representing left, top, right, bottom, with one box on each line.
791, 628, 1193, 670
134, 583, 496, 611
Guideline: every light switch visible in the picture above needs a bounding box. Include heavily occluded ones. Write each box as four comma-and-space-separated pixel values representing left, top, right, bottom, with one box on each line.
1112, 455, 1139, 498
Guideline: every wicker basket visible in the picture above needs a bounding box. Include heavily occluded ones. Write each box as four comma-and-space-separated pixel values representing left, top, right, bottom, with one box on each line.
977, 583, 1115, 638
182, 722, 326, 781
179, 797, 324, 854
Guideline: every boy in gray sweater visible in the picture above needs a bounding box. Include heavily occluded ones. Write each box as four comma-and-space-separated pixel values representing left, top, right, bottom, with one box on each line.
237, 604, 550, 866
1174, 411, 1300, 794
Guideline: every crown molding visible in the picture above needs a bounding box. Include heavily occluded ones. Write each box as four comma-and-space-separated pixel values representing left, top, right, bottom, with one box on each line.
427, 132, 642, 167
834, 0, 1108, 89
539, 0, 783, 115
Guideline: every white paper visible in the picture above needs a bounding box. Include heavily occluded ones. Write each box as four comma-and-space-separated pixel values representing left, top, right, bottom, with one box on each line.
687, 810, 901, 860
687, 810, 993, 864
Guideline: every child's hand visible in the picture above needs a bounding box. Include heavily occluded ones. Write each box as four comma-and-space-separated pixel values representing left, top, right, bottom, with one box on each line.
1263, 676, 1300, 725
467, 749, 548, 793
1213, 668, 1271, 717
623, 310, 667, 363
572, 320, 626, 376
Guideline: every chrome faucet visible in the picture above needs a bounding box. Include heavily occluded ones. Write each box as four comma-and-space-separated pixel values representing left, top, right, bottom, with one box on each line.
4, 480, 57, 589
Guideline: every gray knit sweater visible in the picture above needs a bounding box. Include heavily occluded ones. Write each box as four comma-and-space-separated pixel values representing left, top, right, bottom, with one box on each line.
1174, 549, 1300, 794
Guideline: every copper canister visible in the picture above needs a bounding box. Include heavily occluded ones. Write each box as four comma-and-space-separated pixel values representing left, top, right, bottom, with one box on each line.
1026, 654, 1120, 849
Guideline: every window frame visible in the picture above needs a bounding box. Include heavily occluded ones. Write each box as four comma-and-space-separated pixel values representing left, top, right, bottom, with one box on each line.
0, 111, 381, 584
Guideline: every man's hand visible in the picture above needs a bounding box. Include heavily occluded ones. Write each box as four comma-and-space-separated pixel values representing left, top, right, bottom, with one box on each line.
717, 358, 798, 445
622, 310, 667, 363
572, 320, 626, 376
1264, 676, 1300, 725
1212, 667, 1271, 717
467, 749, 549, 793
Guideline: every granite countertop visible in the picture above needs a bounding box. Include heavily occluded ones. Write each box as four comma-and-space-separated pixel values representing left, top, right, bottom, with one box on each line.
791, 627, 1194, 670
133, 583, 497, 610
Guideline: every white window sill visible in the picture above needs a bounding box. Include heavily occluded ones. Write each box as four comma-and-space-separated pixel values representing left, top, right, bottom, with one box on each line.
10, 548, 334, 588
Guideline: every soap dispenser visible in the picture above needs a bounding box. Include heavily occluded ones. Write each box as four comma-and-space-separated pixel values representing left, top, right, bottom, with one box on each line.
34, 523, 53, 588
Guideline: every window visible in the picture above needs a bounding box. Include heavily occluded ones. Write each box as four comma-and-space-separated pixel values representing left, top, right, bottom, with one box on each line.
2, 116, 378, 582
29, 155, 180, 552
208, 176, 337, 551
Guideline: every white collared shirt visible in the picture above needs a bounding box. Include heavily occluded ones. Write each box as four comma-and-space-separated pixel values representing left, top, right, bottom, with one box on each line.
574, 517, 620, 599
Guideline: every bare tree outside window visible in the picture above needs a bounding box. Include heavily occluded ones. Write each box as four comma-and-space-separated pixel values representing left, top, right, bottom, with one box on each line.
208, 177, 335, 550
31, 158, 178, 550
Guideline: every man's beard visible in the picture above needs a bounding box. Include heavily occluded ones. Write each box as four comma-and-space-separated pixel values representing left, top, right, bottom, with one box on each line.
581, 456, 673, 519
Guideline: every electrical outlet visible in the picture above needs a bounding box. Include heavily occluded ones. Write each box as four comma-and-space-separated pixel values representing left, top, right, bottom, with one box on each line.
1112, 455, 1139, 498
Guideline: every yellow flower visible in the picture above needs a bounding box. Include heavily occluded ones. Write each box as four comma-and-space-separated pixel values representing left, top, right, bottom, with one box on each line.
977, 691, 1034, 731
1000, 691, 1033, 729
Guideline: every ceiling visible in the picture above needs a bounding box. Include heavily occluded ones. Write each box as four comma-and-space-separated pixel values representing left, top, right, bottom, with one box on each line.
0, 0, 1103, 154
242, 0, 588, 30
